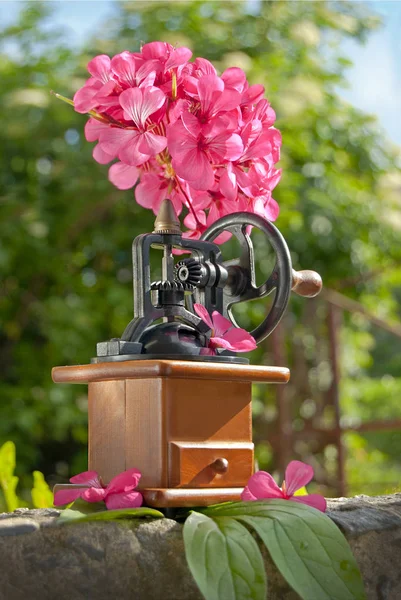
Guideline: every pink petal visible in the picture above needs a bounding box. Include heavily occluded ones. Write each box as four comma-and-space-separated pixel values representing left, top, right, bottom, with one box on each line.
210, 133, 243, 162
183, 209, 207, 231
99, 128, 139, 158
181, 111, 201, 137
140, 86, 166, 123
169, 190, 184, 217
210, 230, 233, 245
138, 131, 167, 156
242, 84, 265, 105
108, 162, 139, 190
106, 468, 142, 494
119, 87, 166, 128
264, 198, 280, 222
292, 494, 327, 513
172, 148, 215, 190
168, 98, 190, 124
285, 461, 314, 496
70, 470, 102, 487
202, 116, 235, 138
166, 119, 197, 160
164, 47, 192, 72
141, 41, 169, 60
135, 173, 168, 212
198, 74, 224, 116
118, 134, 151, 166
82, 487, 107, 503
211, 89, 241, 116
211, 311, 232, 337
240, 486, 258, 501
219, 166, 237, 202
53, 488, 84, 506
84, 118, 109, 142
193, 57, 217, 77
105, 491, 143, 510
194, 303, 214, 330
111, 51, 137, 86
246, 471, 284, 500
73, 80, 102, 113
221, 67, 246, 93
209, 336, 233, 350
93, 144, 114, 165
135, 60, 159, 86
241, 120, 263, 149
222, 327, 257, 352
92, 80, 118, 108
200, 347, 216, 356
87, 55, 111, 83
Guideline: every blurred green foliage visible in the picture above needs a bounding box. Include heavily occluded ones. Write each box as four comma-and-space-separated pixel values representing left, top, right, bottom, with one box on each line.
0, 1, 400, 497
0, 441, 53, 510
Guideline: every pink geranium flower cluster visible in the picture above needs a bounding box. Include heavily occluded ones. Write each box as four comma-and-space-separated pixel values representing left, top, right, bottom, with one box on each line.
73, 41, 282, 240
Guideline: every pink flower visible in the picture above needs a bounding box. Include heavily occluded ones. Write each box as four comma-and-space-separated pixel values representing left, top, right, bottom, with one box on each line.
135, 171, 183, 216
167, 112, 243, 190
194, 303, 257, 355
73, 55, 117, 114
196, 74, 241, 123
99, 86, 167, 165
241, 461, 327, 512
54, 469, 143, 510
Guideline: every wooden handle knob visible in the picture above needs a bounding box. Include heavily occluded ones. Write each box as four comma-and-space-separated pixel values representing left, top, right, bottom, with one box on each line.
291, 269, 322, 298
211, 458, 229, 475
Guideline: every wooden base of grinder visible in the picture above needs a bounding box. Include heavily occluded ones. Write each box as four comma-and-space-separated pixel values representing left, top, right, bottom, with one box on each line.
52, 360, 289, 508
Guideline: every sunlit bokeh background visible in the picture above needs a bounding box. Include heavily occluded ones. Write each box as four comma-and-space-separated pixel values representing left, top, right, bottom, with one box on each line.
1, 0, 400, 506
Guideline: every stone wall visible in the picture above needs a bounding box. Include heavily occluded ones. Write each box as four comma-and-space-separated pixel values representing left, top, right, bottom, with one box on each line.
0, 494, 400, 600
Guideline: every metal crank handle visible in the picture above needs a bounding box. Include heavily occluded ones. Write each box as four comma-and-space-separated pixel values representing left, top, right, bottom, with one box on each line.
291, 269, 322, 298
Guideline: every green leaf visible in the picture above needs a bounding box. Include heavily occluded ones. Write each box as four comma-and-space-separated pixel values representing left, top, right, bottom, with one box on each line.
31, 471, 54, 508
67, 498, 106, 513
58, 506, 164, 524
204, 500, 366, 600
0, 441, 20, 511
183, 511, 266, 600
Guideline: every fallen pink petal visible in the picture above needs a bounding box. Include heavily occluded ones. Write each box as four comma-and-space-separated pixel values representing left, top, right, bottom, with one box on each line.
194, 304, 257, 354
241, 461, 327, 512
53, 468, 143, 509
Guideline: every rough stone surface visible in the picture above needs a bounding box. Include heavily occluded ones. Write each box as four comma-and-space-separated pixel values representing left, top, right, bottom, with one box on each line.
0, 494, 399, 599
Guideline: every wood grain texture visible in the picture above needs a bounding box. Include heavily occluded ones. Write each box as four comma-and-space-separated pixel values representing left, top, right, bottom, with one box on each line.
88, 380, 126, 483
52, 359, 290, 385
165, 379, 252, 442
142, 487, 244, 507
125, 378, 167, 488
169, 442, 253, 488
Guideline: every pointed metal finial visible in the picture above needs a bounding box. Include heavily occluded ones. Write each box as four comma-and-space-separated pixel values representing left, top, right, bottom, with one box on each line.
153, 199, 182, 235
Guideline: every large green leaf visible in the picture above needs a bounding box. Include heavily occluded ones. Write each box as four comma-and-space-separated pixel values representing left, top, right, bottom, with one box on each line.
204, 500, 366, 600
183, 511, 266, 600
58, 506, 164, 524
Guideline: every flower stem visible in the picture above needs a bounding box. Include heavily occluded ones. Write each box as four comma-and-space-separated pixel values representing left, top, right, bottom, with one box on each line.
174, 177, 202, 229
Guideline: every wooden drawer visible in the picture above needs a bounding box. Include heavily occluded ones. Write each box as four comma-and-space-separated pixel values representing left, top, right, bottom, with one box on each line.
169, 442, 253, 488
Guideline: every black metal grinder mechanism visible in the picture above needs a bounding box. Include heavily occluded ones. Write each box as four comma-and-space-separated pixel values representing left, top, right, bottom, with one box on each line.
94, 199, 322, 363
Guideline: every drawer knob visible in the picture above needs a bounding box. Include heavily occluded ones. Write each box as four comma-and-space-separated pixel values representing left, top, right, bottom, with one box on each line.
211, 458, 229, 474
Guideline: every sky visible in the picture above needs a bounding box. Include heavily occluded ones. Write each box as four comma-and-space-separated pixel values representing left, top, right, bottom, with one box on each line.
0, 0, 400, 145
